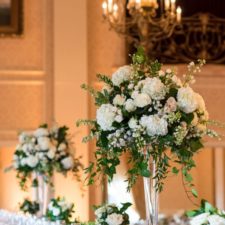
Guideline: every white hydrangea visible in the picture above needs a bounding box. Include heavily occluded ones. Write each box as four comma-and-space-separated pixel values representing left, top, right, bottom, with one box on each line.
125, 99, 136, 112
97, 104, 123, 131
140, 115, 168, 136
177, 87, 198, 113
97, 104, 117, 131
38, 136, 51, 150
34, 128, 49, 137
18, 132, 28, 143
128, 118, 138, 129
105, 213, 124, 225
132, 92, 151, 108
142, 77, 167, 100
113, 94, 126, 106
208, 215, 225, 225
190, 213, 209, 225
26, 155, 38, 168
112, 65, 132, 86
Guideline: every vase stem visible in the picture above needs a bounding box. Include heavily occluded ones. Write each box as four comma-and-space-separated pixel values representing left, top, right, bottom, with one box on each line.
143, 159, 158, 225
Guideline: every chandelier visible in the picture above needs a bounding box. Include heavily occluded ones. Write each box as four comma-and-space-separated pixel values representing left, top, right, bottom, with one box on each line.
102, 0, 182, 51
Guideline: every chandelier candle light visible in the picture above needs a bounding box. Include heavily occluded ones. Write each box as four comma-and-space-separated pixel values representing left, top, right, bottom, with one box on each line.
101, 0, 182, 50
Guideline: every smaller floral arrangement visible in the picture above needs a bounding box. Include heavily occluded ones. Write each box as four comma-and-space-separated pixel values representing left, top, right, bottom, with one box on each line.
46, 197, 75, 224
94, 203, 131, 225
19, 198, 40, 215
10, 124, 82, 189
187, 199, 225, 225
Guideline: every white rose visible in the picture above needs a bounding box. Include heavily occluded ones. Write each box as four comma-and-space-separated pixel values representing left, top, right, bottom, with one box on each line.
112, 65, 132, 86
58, 143, 67, 151
142, 77, 166, 100
21, 158, 27, 166
128, 118, 138, 129
96, 104, 118, 131
52, 207, 60, 216
38, 136, 51, 150
34, 128, 49, 137
164, 97, 177, 113
177, 87, 198, 113
140, 115, 168, 136
208, 215, 225, 225
190, 213, 209, 225
106, 213, 123, 225
113, 95, 126, 106
61, 156, 74, 169
133, 93, 151, 108
27, 155, 38, 168
125, 99, 136, 112
115, 114, 123, 123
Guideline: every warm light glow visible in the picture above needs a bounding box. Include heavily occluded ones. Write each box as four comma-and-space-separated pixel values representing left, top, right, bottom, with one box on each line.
176, 6, 182, 22
113, 3, 118, 12
164, 0, 170, 10
170, 0, 176, 12
102, 1, 108, 15
108, 0, 113, 12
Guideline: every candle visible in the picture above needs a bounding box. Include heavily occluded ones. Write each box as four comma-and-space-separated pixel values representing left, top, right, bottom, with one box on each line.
108, 0, 113, 12
171, 0, 176, 12
164, 0, 170, 10
176, 6, 182, 22
102, 1, 108, 15
135, 0, 141, 9
127, 0, 136, 9
113, 3, 119, 19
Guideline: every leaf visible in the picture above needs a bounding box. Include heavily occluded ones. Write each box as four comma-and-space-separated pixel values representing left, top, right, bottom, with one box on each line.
120, 202, 132, 212
191, 188, 198, 198
172, 167, 179, 174
186, 210, 198, 218
182, 113, 194, 124
185, 173, 193, 182
190, 139, 204, 152
203, 200, 215, 213
141, 169, 151, 177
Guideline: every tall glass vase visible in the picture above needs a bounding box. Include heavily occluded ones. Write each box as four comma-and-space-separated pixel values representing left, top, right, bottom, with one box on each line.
32, 173, 53, 217
143, 159, 159, 225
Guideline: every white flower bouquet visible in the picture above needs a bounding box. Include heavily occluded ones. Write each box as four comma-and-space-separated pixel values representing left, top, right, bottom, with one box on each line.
78, 47, 220, 195
94, 203, 131, 225
187, 200, 225, 225
10, 124, 82, 190
46, 197, 75, 224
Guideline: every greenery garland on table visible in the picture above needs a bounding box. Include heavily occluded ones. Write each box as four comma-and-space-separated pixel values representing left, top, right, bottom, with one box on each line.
77, 48, 220, 200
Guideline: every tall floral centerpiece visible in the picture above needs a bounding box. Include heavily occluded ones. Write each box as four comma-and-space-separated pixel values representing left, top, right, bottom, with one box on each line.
78, 48, 219, 225
9, 124, 82, 216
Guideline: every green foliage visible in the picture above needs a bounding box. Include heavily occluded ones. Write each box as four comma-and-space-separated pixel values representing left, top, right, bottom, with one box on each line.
19, 199, 39, 215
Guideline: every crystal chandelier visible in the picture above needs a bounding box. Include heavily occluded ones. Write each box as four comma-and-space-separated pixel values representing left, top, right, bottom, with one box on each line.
102, 0, 182, 51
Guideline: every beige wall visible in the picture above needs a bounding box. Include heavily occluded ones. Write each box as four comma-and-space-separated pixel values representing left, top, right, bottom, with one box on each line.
53, 0, 89, 221
0, 0, 53, 210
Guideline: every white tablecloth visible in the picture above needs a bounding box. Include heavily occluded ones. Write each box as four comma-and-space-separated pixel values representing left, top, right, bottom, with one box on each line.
0, 210, 62, 225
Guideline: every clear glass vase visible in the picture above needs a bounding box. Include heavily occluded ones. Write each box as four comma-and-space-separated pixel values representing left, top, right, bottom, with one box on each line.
143, 159, 159, 225
32, 173, 53, 217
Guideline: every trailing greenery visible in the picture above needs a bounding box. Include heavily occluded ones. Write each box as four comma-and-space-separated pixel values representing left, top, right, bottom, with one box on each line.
78, 47, 220, 200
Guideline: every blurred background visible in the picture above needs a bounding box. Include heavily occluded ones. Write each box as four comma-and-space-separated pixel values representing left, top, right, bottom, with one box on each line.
0, 0, 224, 223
